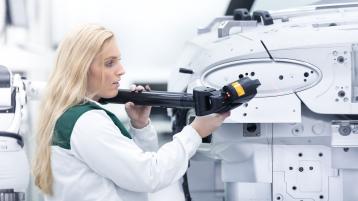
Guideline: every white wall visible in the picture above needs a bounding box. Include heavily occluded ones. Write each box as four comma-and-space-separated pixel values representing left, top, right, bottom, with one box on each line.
51, 0, 230, 85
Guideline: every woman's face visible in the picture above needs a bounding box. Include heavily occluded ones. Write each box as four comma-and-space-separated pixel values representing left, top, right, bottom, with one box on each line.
87, 38, 125, 101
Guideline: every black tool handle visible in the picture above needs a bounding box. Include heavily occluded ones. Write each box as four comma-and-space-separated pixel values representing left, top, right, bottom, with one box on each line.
102, 89, 195, 108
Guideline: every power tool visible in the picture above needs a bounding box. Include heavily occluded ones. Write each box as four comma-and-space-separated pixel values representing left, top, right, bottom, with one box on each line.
101, 77, 261, 116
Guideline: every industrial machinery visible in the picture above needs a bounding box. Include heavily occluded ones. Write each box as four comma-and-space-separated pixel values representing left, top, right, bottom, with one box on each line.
0, 65, 29, 201
0, 64, 44, 201
168, 2, 358, 201
4, 2, 358, 201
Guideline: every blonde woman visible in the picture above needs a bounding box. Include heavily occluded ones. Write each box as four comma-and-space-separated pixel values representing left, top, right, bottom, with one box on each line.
32, 24, 230, 201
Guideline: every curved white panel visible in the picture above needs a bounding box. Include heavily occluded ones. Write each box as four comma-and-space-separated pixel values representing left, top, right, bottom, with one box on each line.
201, 58, 322, 97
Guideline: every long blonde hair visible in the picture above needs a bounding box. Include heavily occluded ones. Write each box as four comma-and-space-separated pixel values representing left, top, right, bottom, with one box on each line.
32, 24, 114, 195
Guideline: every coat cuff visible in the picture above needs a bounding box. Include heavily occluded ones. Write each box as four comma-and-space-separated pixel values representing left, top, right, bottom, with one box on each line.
129, 120, 155, 137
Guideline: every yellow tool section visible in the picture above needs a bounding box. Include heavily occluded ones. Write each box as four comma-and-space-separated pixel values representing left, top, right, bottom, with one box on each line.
231, 82, 245, 96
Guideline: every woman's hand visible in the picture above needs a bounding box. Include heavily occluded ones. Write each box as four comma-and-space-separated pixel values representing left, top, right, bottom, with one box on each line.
190, 111, 230, 138
125, 85, 152, 129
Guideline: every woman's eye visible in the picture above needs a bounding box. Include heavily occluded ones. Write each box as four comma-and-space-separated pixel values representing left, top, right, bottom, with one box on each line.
105, 60, 115, 67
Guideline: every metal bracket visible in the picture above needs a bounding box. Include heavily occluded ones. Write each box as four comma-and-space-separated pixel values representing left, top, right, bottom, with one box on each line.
233, 8, 251, 21
252, 10, 274, 26
197, 16, 233, 34
217, 20, 257, 38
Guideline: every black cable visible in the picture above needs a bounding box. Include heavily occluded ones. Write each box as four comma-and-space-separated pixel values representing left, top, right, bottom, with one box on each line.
182, 171, 192, 201
0, 131, 24, 147
260, 40, 275, 61
271, 124, 274, 200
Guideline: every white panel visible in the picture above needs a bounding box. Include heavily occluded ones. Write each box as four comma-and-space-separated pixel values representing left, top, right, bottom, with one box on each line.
0, 114, 14, 131
0, 88, 11, 107
273, 145, 331, 201
225, 95, 301, 123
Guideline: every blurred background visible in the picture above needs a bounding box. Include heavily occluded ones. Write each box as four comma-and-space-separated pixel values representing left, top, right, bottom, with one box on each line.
1, 0, 355, 200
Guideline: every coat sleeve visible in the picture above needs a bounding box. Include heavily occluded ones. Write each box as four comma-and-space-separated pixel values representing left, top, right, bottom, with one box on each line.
128, 120, 159, 152
70, 110, 201, 193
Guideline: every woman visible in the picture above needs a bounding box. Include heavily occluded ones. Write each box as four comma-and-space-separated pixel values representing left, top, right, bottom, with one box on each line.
32, 24, 230, 201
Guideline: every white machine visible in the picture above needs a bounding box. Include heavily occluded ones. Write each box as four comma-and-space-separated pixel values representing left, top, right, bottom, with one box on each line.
169, 2, 358, 201
0, 65, 29, 201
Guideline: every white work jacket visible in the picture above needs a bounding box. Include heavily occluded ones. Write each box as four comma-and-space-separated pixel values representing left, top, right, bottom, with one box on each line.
45, 100, 201, 201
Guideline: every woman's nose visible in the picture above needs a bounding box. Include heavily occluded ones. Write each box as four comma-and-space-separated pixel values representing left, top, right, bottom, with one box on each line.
116, 63, 125, 76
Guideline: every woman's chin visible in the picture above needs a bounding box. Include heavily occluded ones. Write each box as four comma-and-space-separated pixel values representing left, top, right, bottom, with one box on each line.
109, 90, 119, 98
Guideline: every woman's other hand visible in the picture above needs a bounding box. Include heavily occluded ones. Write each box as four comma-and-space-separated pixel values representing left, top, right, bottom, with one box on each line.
125, 85, 152, 129
190, 111, 230, 138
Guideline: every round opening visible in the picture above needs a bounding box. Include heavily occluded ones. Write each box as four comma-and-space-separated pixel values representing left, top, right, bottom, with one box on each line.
246, 123, 257, 133
337, 56, 344, 63
338, 90, 345, 98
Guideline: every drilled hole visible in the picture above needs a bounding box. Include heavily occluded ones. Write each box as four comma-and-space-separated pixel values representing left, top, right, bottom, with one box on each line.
338, 90, 345, 97
337, 56, 344, 63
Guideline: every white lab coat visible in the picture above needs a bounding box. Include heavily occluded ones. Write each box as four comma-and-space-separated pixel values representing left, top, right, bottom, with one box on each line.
45, 101, 201, 201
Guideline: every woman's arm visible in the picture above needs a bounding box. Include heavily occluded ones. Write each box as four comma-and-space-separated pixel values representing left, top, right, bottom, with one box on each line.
128, 120, 159, 152
70, 109, 201, 193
